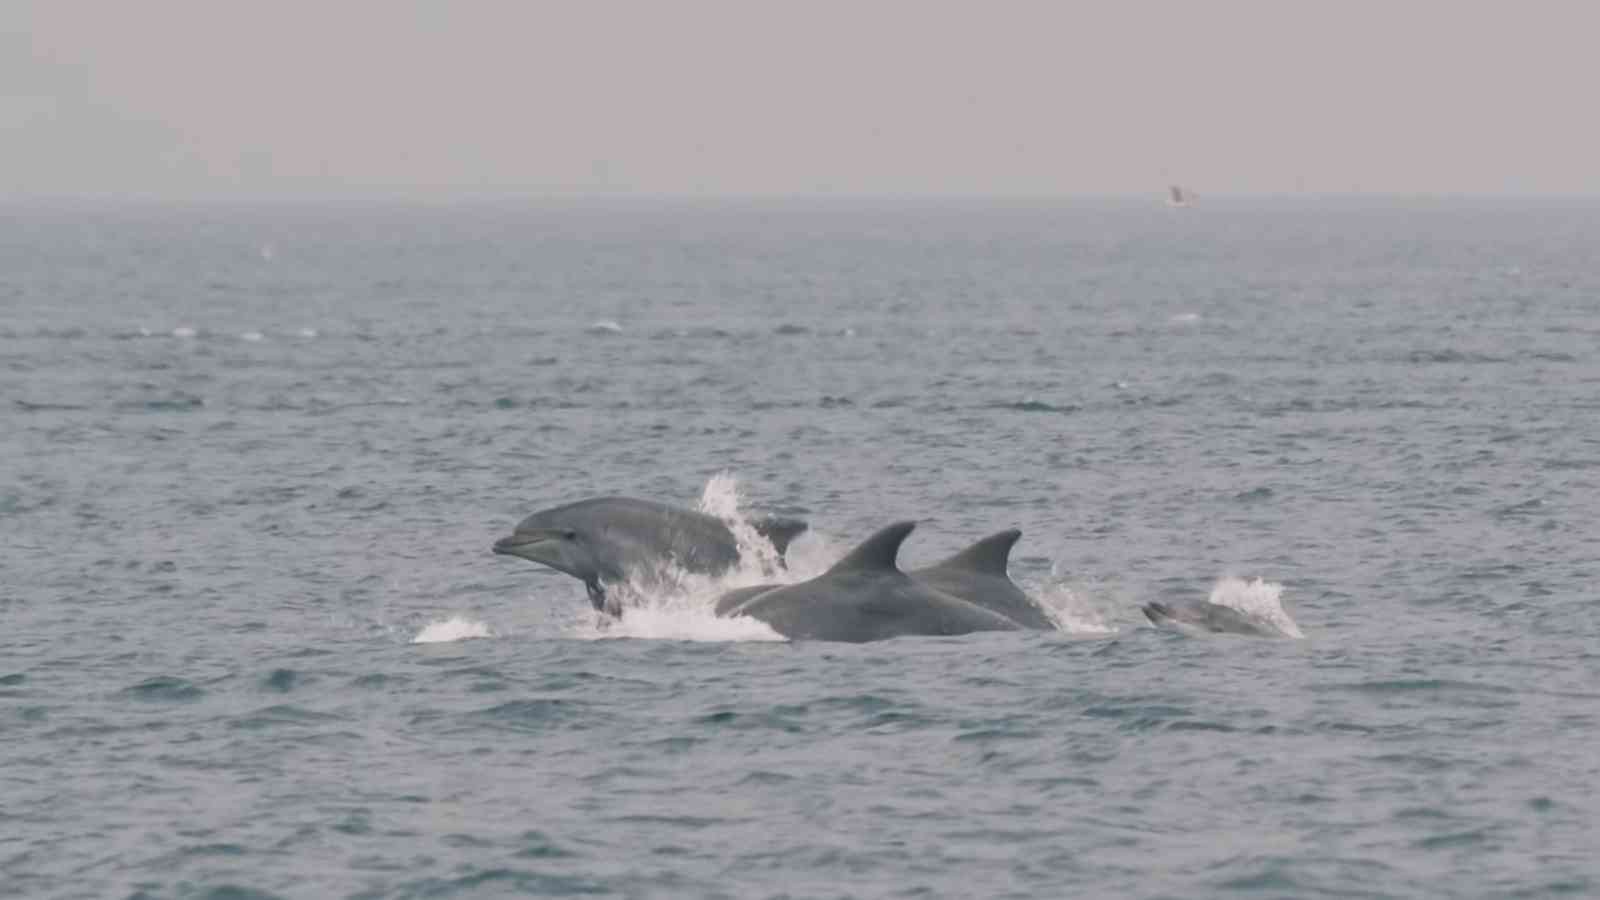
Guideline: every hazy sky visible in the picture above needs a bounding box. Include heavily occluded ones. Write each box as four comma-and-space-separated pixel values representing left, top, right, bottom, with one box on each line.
6, 0, 1600, 198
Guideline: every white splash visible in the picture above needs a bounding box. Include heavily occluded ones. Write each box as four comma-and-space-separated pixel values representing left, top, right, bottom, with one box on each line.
239, 331, 264, 342
1169, 312, 1202, 324
569, 602, 785, 642
1206, 576, 1303, 639
695, 470, 745, 521
172, 326, 197, 339
411, 616, 493, 644
586, 320, 623, 335
696, 471, 788, 582
1032, 569, 1121, 636
298, 328, 319, 339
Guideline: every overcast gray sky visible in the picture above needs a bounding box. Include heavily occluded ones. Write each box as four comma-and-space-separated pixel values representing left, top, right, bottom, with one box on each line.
6, 0, 1599, 198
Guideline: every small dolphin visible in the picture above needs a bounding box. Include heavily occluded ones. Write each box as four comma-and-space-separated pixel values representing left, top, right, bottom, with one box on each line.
1141, 601, 1288, 638
908, 529, 1055, 630
719, 521, 1023, 642
493, 496, 807, 614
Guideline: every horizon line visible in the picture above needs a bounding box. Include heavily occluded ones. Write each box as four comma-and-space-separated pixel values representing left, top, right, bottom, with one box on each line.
10, 189, 1600, 207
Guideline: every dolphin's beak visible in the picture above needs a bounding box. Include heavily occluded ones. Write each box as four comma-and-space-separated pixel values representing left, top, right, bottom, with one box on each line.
492, 534, 531, 555
492, 530, 563, 563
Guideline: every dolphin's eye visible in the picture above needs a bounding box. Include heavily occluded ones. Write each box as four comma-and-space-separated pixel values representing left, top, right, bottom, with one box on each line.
563, 530, 578, 541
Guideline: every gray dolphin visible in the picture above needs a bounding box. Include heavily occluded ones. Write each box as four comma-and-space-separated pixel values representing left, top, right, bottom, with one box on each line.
493, 496, 807, 614
712, 583, 782, 618
713, 529, 1054, 629
718, 521, 1024, 642
907, 529, 1055, 630
1141, 601, 1288, 638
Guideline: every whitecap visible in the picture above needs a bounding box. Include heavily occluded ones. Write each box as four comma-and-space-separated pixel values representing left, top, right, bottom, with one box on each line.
586, 320, 623, 335
172, 327, 197, 339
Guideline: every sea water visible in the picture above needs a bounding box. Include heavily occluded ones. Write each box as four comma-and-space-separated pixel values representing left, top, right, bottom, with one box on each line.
3, 198, 1598, 897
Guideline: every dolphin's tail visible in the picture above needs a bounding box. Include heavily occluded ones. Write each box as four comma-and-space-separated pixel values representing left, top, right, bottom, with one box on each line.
752, 516, 808, 558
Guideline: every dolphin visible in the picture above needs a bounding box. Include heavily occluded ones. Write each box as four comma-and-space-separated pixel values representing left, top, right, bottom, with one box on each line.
712, 583, 782, 618
1141, 601, 1289, 638
718, 521, 1024, 642
907, 528, 1055, 630
713, 529, 1054, 629
493, 496, 807, 614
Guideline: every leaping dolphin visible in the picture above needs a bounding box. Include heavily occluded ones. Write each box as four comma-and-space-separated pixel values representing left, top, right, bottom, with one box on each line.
717, 521, 1024, 642
493, 496, 807, 614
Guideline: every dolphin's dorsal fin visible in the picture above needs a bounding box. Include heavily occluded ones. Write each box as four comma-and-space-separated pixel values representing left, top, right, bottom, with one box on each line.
933, 529, 1021, 575
828, 521, 917, 573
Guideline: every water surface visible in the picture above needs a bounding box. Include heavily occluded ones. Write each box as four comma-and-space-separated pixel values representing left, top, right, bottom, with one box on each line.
4, 198, 1598, 898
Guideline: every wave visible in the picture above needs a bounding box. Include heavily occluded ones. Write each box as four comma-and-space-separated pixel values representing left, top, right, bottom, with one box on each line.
120, 675, 206, 702
1402, 348, 1508, 365
990, 399, 1079, 414
13, 400, 89, 412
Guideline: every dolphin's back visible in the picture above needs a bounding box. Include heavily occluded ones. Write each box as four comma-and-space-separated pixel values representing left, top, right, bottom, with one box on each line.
513, 496, 750, 577
498, 496, 811, 616
712, 583, 782, 617
729, 522, 1024, 642
569, 497, 743, 574
909, 529, 1055, 630
740, 571, 1023, 643
911, 567, 1054, 630
1142, 601, 1283, 637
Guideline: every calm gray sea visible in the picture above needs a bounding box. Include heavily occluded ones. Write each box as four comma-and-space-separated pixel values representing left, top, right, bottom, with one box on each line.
4, 198, 1599, 898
